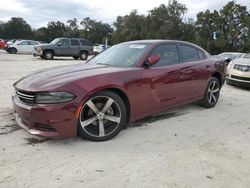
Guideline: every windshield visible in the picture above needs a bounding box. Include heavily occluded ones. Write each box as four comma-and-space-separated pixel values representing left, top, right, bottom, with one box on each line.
218, 53, 241, 59
89, 43, 150, 67
243, 54, 250, 59
50, 38, 61, 45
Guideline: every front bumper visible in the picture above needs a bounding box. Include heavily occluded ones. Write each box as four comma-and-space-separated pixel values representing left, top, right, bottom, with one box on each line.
32, 50, 43, 57
12, 95, 79, 138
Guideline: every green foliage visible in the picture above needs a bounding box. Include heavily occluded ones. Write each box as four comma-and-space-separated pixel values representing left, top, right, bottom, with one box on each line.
1, 17, 33, 39
80, 17, 113, 44
195, 1, 250, 54
0, 1, 249, 54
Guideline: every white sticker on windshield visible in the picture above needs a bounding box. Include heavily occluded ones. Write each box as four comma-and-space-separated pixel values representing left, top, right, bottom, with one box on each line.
129, 44, 146, 49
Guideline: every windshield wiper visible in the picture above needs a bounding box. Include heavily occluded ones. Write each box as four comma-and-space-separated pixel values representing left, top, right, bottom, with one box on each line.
97, 63, 110, 66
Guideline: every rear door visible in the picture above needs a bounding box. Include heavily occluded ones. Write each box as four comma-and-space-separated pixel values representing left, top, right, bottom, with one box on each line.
70, 39, 81, 56
177, 43, 207, 101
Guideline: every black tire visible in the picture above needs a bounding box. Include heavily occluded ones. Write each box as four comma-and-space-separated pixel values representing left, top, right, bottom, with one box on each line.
79, 51, 88, 60
200, 77, 221, 108
43, 50, 54, 60
73, 56, 79, 60
78, 91, 127, 141
226, 80, 233, 86
8, 48, 17, 54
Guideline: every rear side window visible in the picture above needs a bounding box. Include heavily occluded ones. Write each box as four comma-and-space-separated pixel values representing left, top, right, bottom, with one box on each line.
180, 45, 200, 62
80, 39, 91, 46
197, 50, 205, 60
71, 39, 80, 46
30, 41, 39, 45
19, 41, 30, 45
150, 44, 180, 67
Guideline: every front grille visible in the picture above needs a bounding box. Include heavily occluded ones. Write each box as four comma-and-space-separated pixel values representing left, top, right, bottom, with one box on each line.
234, 64, 250, 72
16, 90, 35, 104
231, 75, 250, 81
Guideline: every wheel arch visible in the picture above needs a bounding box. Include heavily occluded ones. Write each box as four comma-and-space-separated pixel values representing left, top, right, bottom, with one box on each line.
103, 88, 131, 123
43, 49, 55, 55
82, 86, 131, 123
79, 50, 89, 55
211, 72, 222, 87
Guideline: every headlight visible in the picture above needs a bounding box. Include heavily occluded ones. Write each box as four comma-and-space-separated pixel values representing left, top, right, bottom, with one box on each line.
37, 47, 42, 51
36, 92, 75, 104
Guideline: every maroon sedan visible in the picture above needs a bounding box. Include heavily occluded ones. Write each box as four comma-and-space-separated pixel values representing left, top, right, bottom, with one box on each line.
13, 40, 226, 141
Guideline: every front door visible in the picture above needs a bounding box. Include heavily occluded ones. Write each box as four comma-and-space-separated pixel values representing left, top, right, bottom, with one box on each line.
142, 44, 185, 113
54, 39, 71, 56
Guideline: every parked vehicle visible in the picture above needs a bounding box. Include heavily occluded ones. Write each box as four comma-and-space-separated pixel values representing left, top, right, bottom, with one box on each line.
217, 52, 246, 64
0, 39, 5, 49
6, 40, 44, 54
33, 38, 93, 60
13, 40, 226, 141
93, 44, 110, 55
226, 53, 250, 87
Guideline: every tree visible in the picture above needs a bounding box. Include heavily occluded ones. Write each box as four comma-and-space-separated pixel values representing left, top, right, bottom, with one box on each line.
80, 17, 113, 44
1, 17, 33, 39
145, 0, 187, 39
46, 21, 67, 41
195, 1, 250, 54
112, 10, 146, 43
65, 18, 80, 38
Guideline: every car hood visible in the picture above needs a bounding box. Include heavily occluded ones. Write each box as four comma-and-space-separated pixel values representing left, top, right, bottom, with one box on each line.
14, 64, 126, 92
36, 43, 56, 49
231, 58, 250, 65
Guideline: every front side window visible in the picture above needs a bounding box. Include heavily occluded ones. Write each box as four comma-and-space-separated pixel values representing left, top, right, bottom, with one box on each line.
60, 39, 70, 46
150, 44, 180, 67
30, 41, 39, 45
180, 45, 200, 62
71, 39, 80, 46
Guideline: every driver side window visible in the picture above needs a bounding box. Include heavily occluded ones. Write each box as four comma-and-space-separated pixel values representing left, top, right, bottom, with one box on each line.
150, 44, 180, 67
60, 39, 70, 47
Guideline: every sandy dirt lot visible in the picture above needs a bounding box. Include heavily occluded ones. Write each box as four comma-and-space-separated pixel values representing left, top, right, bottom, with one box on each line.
0, 50, 250, 188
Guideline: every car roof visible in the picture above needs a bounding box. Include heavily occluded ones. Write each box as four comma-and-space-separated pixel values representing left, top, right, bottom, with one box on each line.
57, 38, 89, 40
121, 39, 208, 53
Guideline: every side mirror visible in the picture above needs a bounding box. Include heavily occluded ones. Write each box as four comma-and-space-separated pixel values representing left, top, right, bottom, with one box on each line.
147, 54, 160, 66
224, 57, 232, 66
57, 42, 62, 46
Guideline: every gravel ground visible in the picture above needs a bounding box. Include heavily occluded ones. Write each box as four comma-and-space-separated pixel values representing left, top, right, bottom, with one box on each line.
0, 50, 250, 188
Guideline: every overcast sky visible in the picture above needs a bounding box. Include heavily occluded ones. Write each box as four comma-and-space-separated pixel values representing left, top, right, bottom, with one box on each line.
0, 0, 249, 28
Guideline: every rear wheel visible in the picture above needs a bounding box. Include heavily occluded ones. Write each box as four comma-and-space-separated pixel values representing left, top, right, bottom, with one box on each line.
43, 51, 54, 60
200, 77, 221, 108
79, 51, 88, 60
78, 91, 127, 141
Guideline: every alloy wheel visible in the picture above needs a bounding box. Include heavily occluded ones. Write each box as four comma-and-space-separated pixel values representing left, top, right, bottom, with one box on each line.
207, 80, 220, 105
80, 96, 121, 138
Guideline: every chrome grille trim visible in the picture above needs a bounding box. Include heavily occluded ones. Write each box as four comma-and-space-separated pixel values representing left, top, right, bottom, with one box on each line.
16, 90, 35, 104
233, 64, 250, 72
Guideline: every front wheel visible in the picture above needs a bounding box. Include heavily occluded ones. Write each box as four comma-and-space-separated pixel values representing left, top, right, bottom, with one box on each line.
78, 91, 127, 141
200, 77, 221, 108
79, 51, 88, 60
8, 48, 17, 54
43, 51, 54, 60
